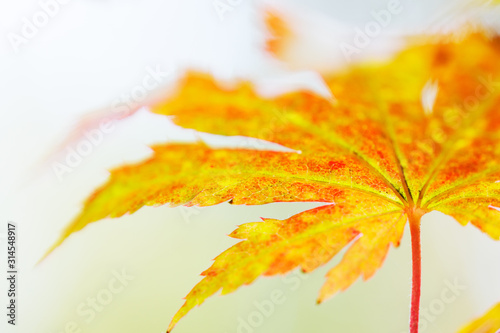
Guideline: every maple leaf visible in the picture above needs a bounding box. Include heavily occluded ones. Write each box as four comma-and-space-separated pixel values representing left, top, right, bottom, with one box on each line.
459, 303, 500, 333
265, 10, 292, 57
44, 14, 500, 333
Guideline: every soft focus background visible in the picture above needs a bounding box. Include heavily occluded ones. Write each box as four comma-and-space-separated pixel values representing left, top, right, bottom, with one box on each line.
1, 0, 500, 332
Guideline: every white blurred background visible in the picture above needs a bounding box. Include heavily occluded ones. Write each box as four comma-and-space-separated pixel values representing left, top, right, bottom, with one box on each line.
1, 0, 500, 332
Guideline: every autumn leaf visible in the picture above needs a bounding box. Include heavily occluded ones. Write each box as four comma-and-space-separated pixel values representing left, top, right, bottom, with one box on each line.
459, 303, 500, 333
265, 10, 292, 57
45, 14, 500, 333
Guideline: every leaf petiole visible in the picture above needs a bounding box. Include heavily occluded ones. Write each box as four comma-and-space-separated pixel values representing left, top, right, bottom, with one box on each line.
408, 208, 424, 333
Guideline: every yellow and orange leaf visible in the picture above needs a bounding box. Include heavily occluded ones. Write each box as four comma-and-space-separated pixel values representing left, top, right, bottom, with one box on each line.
168, 202, 404, 332
46, 10, 500, 333
45, 141, 401, 258
459, 303, 500, 333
